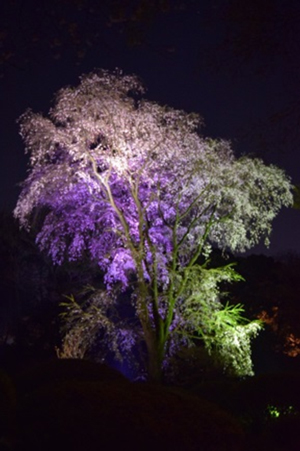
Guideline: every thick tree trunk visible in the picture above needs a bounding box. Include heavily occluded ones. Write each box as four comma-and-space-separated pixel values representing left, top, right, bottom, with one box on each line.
147, 346, 163, 383
136, 282, 166, 383
144, 331, 166, 383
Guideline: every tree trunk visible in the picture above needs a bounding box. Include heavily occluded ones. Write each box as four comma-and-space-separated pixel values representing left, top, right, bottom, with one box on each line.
144, 331, 166, 383
147, 347, 163, 383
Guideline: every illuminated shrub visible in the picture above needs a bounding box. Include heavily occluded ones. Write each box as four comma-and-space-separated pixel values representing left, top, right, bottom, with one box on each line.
188, 372, 300, 450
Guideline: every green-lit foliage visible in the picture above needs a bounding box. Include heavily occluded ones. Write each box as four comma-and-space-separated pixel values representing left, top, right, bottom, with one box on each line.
182, 263, 263, 376
200, 305, 262, 377
266, 404, 297, 420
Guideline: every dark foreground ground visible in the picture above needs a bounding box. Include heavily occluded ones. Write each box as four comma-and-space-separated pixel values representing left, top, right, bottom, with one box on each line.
1, 358, 300, 451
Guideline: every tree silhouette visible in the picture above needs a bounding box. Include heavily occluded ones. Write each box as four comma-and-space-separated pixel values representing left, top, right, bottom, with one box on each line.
0, 0, 188, 77
203, 0, 300, 156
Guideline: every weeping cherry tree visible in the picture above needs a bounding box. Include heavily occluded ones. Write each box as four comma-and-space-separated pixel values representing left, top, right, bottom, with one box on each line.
14, 69, 293, 381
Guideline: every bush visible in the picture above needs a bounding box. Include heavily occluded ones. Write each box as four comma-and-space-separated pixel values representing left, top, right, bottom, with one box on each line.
16, 360, 244, 451
14, 358, 128, 395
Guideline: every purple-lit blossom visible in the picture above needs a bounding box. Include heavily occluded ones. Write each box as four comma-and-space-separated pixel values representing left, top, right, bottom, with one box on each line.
104, 248, 136, 289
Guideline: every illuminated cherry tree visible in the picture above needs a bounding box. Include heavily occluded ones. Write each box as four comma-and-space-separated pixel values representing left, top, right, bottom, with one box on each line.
14, 69, 293, 381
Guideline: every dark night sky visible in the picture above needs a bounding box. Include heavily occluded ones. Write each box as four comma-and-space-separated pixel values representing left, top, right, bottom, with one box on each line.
1, 0, 299, 257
